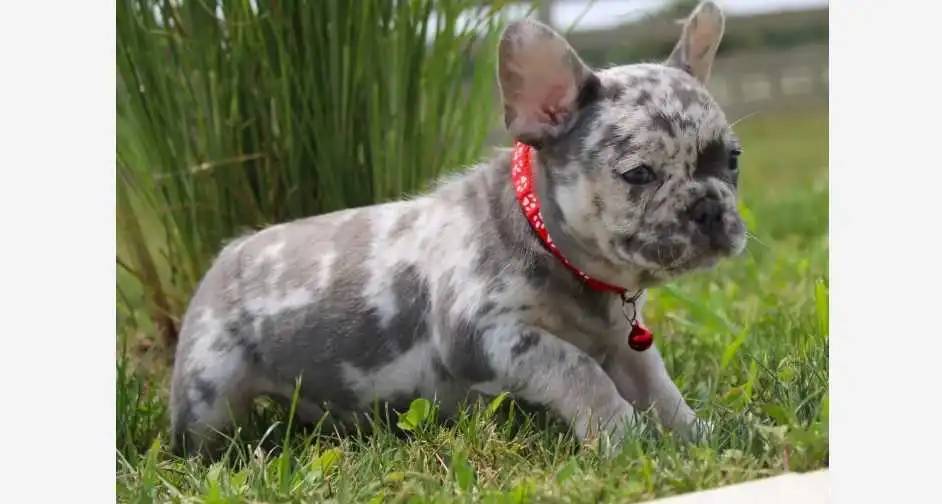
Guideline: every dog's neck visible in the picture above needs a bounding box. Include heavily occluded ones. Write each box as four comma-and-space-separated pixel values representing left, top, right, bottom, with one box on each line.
525, 148, 645, 296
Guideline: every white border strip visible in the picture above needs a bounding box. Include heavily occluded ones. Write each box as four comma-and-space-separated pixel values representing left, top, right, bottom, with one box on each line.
649, 470, 829, 504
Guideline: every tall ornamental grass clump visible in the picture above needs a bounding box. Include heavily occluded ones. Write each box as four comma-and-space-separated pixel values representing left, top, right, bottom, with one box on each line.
117, 0, 509, 345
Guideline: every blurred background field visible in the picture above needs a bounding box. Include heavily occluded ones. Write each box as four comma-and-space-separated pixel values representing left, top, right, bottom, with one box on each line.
116, 1, 828, 502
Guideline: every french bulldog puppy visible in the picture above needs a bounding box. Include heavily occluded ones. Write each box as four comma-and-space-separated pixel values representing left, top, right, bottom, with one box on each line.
169, 0, 745, 458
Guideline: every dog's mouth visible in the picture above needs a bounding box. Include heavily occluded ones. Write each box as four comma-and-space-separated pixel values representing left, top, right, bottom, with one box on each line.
615, 228, 745, 275
613, 236, 686, 272
691, 217, 748, 258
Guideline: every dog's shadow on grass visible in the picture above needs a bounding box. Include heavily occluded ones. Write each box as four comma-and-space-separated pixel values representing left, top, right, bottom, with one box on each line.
177, 395, 696, 470
189, 396, 575, 469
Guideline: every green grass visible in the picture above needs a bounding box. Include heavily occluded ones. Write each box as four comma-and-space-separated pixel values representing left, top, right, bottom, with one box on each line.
116, 0, 508, 347
116, 105, 829, 503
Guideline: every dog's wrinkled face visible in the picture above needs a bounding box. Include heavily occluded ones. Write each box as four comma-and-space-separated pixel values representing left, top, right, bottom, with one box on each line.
498, 1, 746, 285
573, 63, 746, 279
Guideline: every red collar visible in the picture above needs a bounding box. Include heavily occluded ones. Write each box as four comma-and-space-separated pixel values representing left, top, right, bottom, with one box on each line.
511, 141, 654, 351
511, 142, 626, 294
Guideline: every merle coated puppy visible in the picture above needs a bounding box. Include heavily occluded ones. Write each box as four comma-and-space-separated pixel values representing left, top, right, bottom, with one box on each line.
169, 0, 745, 458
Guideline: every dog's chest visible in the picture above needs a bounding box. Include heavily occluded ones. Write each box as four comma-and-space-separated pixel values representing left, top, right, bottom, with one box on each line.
524, 293, 630, 361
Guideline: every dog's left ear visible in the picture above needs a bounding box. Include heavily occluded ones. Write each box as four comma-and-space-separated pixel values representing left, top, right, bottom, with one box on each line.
497, 19, 598, 147
666, 1, 726, 84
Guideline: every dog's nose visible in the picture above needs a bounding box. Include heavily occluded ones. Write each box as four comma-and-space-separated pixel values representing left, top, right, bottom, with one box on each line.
689, 197, 724, 234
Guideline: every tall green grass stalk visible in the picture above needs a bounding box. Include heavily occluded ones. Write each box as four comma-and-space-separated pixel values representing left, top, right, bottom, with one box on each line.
117, 0, 510, 344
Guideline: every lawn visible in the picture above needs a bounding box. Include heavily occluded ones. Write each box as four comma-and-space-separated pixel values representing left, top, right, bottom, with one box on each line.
116, 105, 829, 504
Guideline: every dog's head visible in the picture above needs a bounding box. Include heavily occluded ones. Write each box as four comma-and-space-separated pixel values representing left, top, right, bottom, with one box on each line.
498, 1, 746, 287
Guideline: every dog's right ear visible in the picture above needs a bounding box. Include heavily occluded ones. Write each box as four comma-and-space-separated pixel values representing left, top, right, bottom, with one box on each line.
497, 19, 598, 147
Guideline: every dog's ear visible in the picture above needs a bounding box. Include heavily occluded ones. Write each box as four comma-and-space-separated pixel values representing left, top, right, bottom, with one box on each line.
666, 1, 725, 84
497, 19, 598, 147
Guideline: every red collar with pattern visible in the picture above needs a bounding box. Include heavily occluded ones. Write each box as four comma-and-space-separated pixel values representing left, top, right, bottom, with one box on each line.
510, 141, 654, 352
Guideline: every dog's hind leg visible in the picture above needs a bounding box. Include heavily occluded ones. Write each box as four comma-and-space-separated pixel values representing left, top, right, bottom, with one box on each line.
169, 322, 258, 460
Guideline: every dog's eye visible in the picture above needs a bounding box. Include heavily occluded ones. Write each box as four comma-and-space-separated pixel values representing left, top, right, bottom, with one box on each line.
620, 165, 657, 185
729, 149, 742, 172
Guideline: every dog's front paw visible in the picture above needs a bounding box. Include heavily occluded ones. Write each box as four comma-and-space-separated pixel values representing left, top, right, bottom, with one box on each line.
592, 430, 626, 459
688, 417, 715, 444
576, 404, 640, 458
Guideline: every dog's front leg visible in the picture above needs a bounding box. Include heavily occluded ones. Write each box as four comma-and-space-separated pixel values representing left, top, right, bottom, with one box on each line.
460, 325, 638, 444
604, 343, 708, 442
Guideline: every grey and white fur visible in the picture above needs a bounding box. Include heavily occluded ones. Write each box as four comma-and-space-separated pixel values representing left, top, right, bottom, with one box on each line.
169, 1, 746, 458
